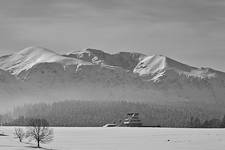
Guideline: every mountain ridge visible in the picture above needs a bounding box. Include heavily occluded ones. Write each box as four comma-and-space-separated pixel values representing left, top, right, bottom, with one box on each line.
1, 46, 224, 75
0, 46, 224, 112
0, 47, 92, 76
64, 48, 146, 71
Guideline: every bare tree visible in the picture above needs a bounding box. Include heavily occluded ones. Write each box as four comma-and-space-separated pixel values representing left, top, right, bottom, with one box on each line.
26, 118, 53, 148
14, 128, 25, 142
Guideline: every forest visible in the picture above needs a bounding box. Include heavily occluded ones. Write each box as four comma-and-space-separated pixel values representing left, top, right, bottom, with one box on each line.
1, 100, 225, 128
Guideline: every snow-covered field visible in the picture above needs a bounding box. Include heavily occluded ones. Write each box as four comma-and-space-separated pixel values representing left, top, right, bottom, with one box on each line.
0, 127, 225, 150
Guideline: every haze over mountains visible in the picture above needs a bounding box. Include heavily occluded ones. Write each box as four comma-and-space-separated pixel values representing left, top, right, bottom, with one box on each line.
0, 47, 224, 112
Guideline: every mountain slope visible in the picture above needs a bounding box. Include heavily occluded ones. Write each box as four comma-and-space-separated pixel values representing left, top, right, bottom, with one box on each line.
0, 46, 225, 112
0, 47, 92, 76
133, 54, 225, 104
65, 48, 146, 71
133, 54, 196, 77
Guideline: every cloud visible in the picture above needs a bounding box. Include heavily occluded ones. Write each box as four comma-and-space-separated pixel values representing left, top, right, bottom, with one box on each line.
0, 0, 224, 71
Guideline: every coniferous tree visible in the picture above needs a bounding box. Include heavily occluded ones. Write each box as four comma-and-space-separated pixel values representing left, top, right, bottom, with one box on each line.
3, 100, 225, 127
220, 115, 225, 128
194, 117, 201, 128
202, 120, 209, 128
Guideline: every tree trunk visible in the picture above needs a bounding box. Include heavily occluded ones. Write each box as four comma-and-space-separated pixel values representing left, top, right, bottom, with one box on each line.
38, 141, 40, 148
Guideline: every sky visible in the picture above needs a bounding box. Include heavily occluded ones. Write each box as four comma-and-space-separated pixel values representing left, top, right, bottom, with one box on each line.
0, 0, 225, 71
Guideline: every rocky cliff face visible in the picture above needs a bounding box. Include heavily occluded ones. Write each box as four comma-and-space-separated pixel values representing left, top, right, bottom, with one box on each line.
0, 46, 224, 112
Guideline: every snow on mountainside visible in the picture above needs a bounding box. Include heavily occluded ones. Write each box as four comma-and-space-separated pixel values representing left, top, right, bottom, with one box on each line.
133, 54, 225, 104
134, 54, 196, 77
0, 47, 90, 77
65, 48, 146, 71
0, 46, 225, 112
134, 54, 225, 83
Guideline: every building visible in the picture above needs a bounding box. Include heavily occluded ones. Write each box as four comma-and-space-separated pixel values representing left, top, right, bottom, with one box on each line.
123, 113, 142, 127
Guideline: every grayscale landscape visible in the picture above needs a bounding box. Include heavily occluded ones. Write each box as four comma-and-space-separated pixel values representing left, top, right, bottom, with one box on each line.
0, 0, 225, 150
0, 46, 225, 112
1, 127, 225, 150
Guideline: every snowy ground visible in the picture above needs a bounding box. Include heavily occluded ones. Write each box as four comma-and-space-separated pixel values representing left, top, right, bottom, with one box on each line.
0, 127, 225, 150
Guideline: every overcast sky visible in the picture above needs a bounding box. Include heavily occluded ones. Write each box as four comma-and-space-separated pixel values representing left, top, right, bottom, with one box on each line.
0, 0, 225, 71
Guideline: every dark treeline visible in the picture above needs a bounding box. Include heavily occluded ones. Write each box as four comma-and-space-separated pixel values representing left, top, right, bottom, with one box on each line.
1, 100, 225, 127
189, 116, 225, 128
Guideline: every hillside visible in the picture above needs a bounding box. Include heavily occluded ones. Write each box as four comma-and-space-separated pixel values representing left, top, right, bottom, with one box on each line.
0, 46, 224, 112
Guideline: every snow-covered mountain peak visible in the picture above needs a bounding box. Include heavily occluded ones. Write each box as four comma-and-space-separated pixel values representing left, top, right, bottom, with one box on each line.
66, 48, 146, 71
67, 48, 104, 61
133, 54, 197, 77
0, 47, 225, 111
17, 46, 58, 56
69, 48, 106, 57
84, 48, 105, 55
0, 46, 89, 75
133, 55, 167, 75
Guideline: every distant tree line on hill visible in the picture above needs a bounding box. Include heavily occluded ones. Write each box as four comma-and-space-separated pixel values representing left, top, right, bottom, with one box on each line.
1, 100, 225, 128
189, 115, 225, 128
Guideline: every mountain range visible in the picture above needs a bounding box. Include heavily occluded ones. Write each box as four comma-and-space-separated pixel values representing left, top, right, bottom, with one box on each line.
0, 46, 224, 112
